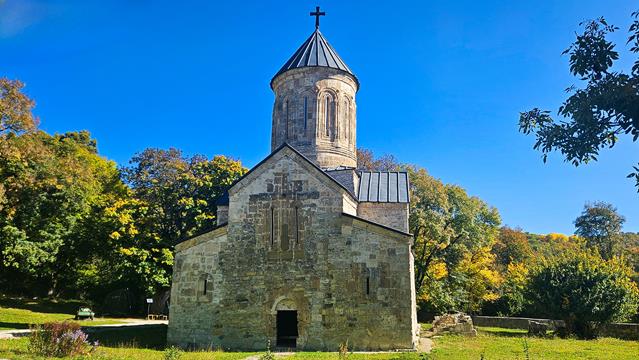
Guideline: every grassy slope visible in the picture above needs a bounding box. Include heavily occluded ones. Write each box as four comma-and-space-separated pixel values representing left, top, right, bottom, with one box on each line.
0, 326, 638, 360
0, 296, 127, 330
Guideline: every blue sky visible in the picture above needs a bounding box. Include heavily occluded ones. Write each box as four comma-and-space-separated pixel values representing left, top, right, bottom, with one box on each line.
1, 0, 638, 234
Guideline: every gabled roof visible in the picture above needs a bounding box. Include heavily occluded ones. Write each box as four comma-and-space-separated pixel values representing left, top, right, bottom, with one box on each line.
271, 29, 358, 88
221, 143, 357, 203
358, 171, 410, 203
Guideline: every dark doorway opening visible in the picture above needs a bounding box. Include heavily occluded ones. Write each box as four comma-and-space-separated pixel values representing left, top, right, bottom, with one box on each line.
276, 310, 298, 348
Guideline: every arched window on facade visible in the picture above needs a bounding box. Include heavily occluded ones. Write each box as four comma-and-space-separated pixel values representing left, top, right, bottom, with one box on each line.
322, 93, 336, 139
342, 98, 351, 143
303, 96, 308, 133
299, 92, 314, 139
283, 98, 290, 139
197, 273, 212, 302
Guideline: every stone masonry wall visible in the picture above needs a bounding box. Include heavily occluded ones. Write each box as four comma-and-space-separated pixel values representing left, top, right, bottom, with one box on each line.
271, 67, 358, 169
216, 205, 228, 226
357, 202, 410, 233
167, 226, 229, 347
167, 148, 417, 350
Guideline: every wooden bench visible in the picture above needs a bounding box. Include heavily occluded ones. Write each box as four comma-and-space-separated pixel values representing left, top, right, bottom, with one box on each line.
146, 314, 168, 320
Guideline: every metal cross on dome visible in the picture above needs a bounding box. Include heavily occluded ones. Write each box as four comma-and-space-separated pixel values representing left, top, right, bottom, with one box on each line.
310, 6, 325, 29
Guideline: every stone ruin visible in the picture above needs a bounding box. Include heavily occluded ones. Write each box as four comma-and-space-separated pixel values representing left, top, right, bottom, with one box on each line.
528, 320, 549, 337
431, 313, 477, 337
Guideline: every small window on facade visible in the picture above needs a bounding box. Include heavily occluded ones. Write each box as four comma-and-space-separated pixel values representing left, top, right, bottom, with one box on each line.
285, 99, 289, 139
270, 207, 275, 247
198, 274, 211, 300
295, 206, 299, 245
303, 97, 308, 131
325, 96, 330, 137
366, 276, 370, 295
344, 99, 350, 140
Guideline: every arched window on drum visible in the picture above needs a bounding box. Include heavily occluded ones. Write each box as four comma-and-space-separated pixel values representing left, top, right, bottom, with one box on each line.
322, 93, 336, 139
342, 98, 351, 143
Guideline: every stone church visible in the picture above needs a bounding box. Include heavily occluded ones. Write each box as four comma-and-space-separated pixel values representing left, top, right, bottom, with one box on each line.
167, 9, 418, 351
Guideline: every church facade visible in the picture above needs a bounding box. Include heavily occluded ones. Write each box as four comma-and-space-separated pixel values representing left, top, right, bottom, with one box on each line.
167, 13, 418, 351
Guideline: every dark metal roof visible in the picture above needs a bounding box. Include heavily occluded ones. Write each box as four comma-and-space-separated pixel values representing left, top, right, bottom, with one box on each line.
271, 29, 357, 87
358, 171, 410, 203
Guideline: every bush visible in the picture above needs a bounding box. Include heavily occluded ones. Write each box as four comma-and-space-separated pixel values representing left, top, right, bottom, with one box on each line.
28, 321, 92, 357
163, 345, 183, 360
338, 340, 350, 360
259, 340, 275, 360
527, 251, 639, 339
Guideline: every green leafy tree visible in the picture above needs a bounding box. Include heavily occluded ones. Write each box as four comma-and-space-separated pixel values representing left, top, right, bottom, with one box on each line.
574, 201, 625, 259
0, 78, 248, 302
356, 148, 502, 313
123, 148, 246, 246
485, 262, 529, 316
526, 232, 586, 258
519, 11, 639, 191
408, 167, 502, 313
0, 78, 37, 135
356, 148, 400, 171
493, 227, 533, 267
620, 232, 639, 284
0, 130, 125, 295
527, 251, 639, 339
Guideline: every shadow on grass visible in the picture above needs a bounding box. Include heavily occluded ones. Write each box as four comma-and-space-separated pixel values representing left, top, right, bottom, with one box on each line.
87, 325, 167, 350
0, 322, 30, 330
476, 327, 531, 339
0, 296, 86, 315
478, 329, 528, 338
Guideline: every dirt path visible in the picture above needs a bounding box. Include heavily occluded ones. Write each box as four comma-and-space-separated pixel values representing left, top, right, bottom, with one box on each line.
243, 353, 294, 360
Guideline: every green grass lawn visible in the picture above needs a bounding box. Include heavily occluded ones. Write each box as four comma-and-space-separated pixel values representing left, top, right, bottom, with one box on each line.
428, 326, 639, 359
0, 296, 130, 330
0, 324, 638, 359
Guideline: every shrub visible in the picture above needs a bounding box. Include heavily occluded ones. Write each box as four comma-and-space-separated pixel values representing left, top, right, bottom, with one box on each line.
338, 340, 350, 360
259, 340, 276, 360
28, 321, 92, 357
163, 345, 183, 360
527, 251, 639, 339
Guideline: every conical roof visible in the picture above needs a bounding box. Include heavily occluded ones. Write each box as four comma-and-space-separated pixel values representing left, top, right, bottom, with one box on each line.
271, 29, 357, 88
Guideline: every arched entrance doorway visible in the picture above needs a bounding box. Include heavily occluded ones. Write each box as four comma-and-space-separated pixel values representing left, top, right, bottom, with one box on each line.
271, 297, 298, 348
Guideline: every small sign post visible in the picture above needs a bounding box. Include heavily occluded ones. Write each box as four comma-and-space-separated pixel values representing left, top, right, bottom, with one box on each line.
146, 298, 153, 319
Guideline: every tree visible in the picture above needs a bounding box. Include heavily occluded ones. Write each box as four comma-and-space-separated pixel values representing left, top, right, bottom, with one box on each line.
356, 148, 502, 313
526, 232, 585, 258
0, 130, 126, 295
574, 201, 625, 259
0, 77, 249, 303
620, 232, 639, 283
527, 251, 639, 339
356, 148, 401, 171
519, 11, 639, 191
409, 166, 502, 313
493, 227, 533, 267
0, 78, 38, 135
123, 148, 246, 246
485, 261, 530, 316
